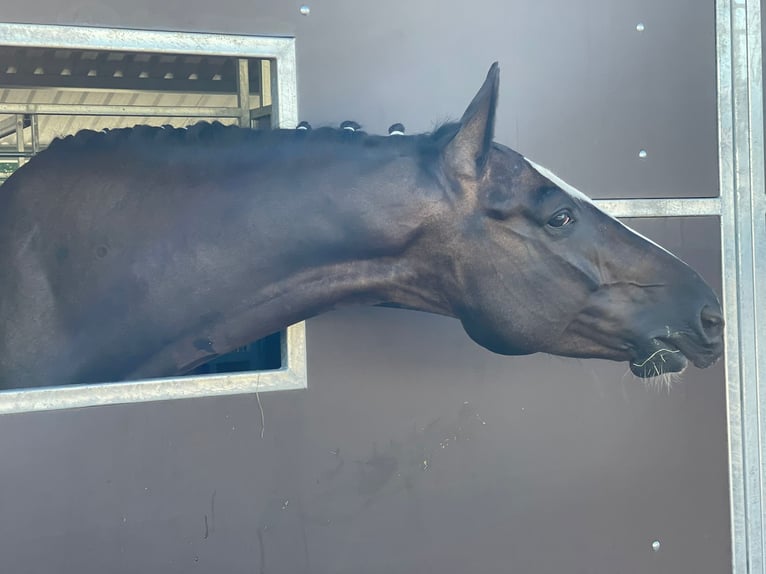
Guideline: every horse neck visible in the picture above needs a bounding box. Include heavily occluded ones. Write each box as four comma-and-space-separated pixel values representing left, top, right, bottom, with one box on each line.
229, 146, 455, 332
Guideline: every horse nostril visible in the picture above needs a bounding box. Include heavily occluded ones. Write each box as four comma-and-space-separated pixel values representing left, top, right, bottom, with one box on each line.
700, 305, 724, 339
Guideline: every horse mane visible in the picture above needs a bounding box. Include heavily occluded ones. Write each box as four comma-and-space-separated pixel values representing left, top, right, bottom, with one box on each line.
43, 120, 462, 157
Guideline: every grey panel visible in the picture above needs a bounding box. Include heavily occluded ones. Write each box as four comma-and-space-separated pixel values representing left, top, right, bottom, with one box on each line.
0, 1, 730, 573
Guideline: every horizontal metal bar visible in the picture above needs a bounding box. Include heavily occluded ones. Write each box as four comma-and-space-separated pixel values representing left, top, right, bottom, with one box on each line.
526, 159, 722, 218
0, 323, 307, 415
593, 197, 722, 218
0, 23, 293, 59
250, 105, 272, 120
0, 107, 270, 128
0, 370, 299, 414
0, 73, 245, 95
0, 102, 243, 118
0, 114, 26, 139
0, 105, 270, 121
0, 150, 35, 158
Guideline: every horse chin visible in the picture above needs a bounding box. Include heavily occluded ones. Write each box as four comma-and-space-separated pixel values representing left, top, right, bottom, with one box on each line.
629, 339, 689, 378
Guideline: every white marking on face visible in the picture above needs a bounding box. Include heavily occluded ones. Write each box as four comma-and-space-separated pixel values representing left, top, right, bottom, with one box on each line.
523, 157, 594, 205
522, 156, 679, 260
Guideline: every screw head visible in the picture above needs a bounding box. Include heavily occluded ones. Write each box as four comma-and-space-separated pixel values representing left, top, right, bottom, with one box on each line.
636, 23, 646, 32
299, 5, 310, 15
651, 540, 661, 552
639, 149, 648, 159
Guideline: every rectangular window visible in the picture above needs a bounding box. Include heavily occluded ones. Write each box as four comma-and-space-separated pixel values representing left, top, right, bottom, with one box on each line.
0, 23, 306, 413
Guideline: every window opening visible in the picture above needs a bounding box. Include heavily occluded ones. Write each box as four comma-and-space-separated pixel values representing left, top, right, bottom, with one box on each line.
0, 24, 304, 413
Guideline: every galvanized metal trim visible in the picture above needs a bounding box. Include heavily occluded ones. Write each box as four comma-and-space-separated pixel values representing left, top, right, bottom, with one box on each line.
0, 323, 307, 415
0, 102, 245, 117
717, 0, 765, 573
0, 24, 306, 413
716, 4, 748, 570
271, 41, 298, 128
746, 0, 766, 565
0, 22, 293, 58
593, 197, 721, 218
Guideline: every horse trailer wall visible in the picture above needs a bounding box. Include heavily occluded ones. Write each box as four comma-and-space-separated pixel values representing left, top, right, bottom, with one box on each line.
0, 1, 763, 573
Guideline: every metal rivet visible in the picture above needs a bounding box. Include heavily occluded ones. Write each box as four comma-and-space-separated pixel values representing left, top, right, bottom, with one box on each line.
651, 540, 661, 552
639, 149, 648, 159
299, 5, 310, 15
636, 23, 645, 32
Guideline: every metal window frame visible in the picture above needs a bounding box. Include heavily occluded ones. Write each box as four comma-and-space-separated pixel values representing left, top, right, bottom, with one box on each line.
0, 23, 306, 415
715, 2, 766, 573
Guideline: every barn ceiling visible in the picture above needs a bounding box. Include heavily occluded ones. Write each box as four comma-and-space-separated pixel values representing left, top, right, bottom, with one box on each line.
0, 46, 267, 169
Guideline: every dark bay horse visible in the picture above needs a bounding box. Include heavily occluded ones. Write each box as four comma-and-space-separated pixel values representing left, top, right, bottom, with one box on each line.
0, 63, 723, 389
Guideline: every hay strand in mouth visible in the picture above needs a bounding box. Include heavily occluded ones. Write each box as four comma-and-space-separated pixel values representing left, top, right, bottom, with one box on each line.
632, 348, 681, 368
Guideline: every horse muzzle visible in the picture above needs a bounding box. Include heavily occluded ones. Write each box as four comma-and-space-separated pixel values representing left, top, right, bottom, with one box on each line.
630, 304, 724, 378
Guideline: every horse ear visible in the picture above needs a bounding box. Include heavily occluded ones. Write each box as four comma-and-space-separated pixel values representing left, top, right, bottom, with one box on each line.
444, 62, 500, 180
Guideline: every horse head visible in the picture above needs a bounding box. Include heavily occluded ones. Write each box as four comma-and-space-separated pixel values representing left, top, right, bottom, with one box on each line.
433, 63, 723, 377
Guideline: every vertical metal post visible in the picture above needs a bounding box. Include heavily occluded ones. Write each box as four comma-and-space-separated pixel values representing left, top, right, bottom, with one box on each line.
253, 59, 271, 129
235, 58, 251, 128
260, 59, 270, 108
270, 58, 280, 129
253, 58, 264, 109
30, 114, 40, 154
15, 114, 25, 167
717, 0, 765, 572
271, 39, 298, 130
250, 59, 268, 130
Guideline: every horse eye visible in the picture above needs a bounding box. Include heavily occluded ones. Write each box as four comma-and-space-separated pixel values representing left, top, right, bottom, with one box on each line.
547, 210, 574, 228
